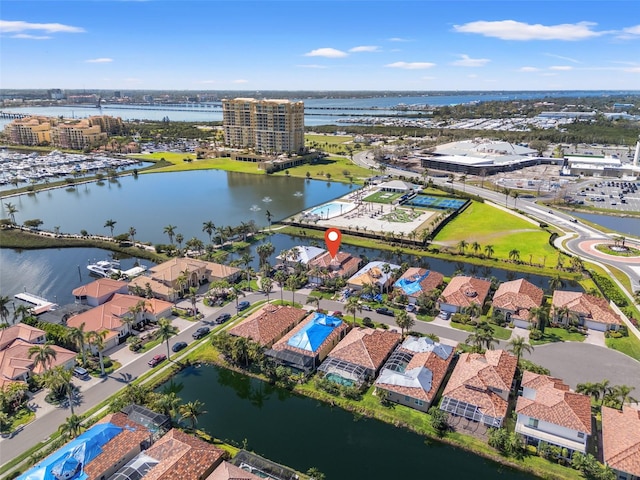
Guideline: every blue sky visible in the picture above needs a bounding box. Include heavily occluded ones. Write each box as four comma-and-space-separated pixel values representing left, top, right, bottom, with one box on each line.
1, 1, 639, 91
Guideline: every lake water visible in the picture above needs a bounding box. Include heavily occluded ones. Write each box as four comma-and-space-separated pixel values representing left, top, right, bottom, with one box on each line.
571, 211, 640, 236
163, 364, 535, 480
0, 170, 354, 244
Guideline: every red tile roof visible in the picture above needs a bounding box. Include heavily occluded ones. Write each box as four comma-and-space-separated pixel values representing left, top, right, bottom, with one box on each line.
602, 405, 640, 477
492, 279, 544, 320
144, 429, 226, 480
0, 339, 76, 388
308, 251, 361, 279
271, 313, 349, 357
440, 276, 491, 309
206, 461, 262, 480
442, 350, 517, 421
0, 323, 46, 351
71, 278, 128, 300
517, 371, 592, 434
84, 412, 152, 479
552, 291, 622, 326
327, 328, 401, 371
228, 305, 307, 347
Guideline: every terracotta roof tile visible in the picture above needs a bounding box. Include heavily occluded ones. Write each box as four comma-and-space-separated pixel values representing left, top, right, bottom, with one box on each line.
442, 350, 517, 421
440, 276, 491, 309
552, 291, 622, 326
71, 278, 128, 301
492, 279, 544, 320
326, 328, 401, 371
228, 305, 307, 347
308, 251, 361, 279
0, 339, 76, 388
602, 405, 640, 477
206, 461, 262, 480
144, 429, 226, 480
0, 324, 46, 350
517, 372, 592, 433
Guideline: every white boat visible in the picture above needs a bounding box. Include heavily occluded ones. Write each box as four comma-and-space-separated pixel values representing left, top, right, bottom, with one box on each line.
87, 259, 121, 278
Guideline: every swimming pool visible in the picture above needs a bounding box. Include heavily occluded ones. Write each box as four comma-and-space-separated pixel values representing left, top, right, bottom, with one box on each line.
305, 201, 357, 219
287, 312, 343, 352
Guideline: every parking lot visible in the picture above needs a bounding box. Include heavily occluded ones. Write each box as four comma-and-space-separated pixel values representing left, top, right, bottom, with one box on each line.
570, 179, 640, 213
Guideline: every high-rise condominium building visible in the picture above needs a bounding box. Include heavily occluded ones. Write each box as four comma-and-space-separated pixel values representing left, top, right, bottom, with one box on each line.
222, 98, 304, 154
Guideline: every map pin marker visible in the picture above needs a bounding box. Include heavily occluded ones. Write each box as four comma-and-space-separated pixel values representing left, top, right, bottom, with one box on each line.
324, 228, 342, 259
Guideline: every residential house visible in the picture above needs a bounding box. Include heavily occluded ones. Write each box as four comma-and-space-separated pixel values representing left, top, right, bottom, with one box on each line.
318, 327, 401, 386
129, 258, 241, 301
375, 336, 456, 412
308, 251, 361, 285
0, 324, 76, 388
347, 261, 401, 293
515, 372, 592, 456
228, 304, 307, 348
266, 312, 349, 373
72, 278, 129, 307
438, 276, 492, 314
602, 405, 640, 480
492, 279, 544, 329
552, 291, 622, 332
206, 462, 262, 480
393, 267, 444, 305
67, 294, 173, 352
276, 245, 325, 268
440, 350, 518, 427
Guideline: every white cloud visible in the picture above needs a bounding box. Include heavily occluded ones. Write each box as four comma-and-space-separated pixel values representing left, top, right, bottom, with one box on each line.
297, 64, 328, 69
453, 20, 602, 41
544, 53, 580, 63
86, 58, 113, 63
304, 48, 348, 58
0, 20, 85, 34
349, 45, 380, 52
385, 61, 436, 70
518, 66, 540, 72
233, 79, 248, 84
622, 25, 640, 35
388, 37, 410, 42
421, 76, 436, 81
623, 67, 640, 73
549, 65, 573, 71
467, 74, 479, 79
451, 54, 490, 67
11, 33, 51, 40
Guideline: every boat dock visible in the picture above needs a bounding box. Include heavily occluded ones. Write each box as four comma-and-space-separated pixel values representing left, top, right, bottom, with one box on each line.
122, 266, 147, 278
14, 292, 58, 315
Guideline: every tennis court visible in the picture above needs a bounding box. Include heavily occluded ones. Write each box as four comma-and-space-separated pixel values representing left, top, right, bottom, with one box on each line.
406, 195, 466, 210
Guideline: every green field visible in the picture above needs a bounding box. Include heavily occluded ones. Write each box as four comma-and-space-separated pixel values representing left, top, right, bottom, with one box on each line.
606, 334, 640, 361
434, 202, 557, 263
363, 191, 403, 204
305, 134, 354, 147
530, 327, 586, 345
134, 153, 266, 175
271, 155, 372, 183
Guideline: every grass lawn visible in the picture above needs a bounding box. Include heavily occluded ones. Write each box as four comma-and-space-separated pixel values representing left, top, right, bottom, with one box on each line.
136, 153, 266, 175
271, 155, 372, 183
305, 134, 354, 147
363, 190, 403, 204
434, 201, 557, 263
530, 327, 587, 345
606, 334, 640, 362
450, 321, 513, 340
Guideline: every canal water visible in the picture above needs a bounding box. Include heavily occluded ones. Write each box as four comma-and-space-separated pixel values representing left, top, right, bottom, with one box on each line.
571, 211, 640, 237
164, 364, 536, 479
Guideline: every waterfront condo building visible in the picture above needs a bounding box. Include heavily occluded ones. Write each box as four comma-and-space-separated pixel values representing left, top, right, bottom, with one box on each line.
222, 98, 304, 154
4, 116, 53, 145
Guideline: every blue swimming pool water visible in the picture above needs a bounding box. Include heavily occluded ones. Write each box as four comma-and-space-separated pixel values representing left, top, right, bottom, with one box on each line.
305, 201, 356, 218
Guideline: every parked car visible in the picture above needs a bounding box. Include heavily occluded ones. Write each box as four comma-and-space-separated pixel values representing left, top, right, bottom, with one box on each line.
148, 354, 167, 367
405, 304, 416, 313
192, 326, 211, 339
73, 366, 89, 379
375, 307, 394, 316
172, 341, 188, 353
237, 301, 250, 311
360, 304, 372, 311
215, 313, 232, 324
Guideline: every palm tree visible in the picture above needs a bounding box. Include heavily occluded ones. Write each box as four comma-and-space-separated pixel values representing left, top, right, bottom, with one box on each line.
508, 249, 520, 263
256, 242, 275, 267
43, 366, 76, 415
58, 414, 84, 439
202, 220, 215, 244
457, 240, 468, 255
576, 382, 601, 404
548, 275, 564, 293
128, 226, 136, 244
153, 391, 182, 418
597, 380, 611, 406
528, 305, 548, 332
286, 275, 298, 306
554, 305, 571, 326
186, 286, 198, 316
465, 302, 482, 320
265, 210, 273, 231
484, 244, 494, 259
28, 344, 57, 373
87, 330, 108, 376
13, 304, 33, 324
104, 219, 117, 238
611, 385, 638, 407
164, 224, 177, 245
471, 242, 481, 257
241, 253, 254, 291
4, 202, 18, 224
66, 323, 88, 365
179, 400, 207, 430
306, 295, 320, 310
175, 233, 184, 251
503, 187, 511, 207
344, 296, 361, 327
0, 296, 11, 325
261, 277, 273, 302
157, 318, 178, 360
507, 336, 534, 365
395, 310, 414, 337
274, 270, 287, 303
